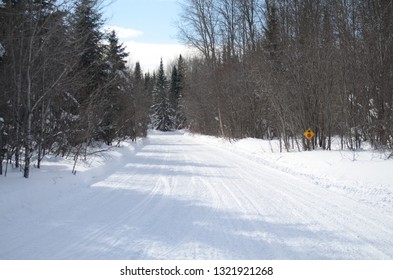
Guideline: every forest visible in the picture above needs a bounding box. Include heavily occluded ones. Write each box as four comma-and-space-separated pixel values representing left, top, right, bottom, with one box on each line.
1, 0, 393, 178
0, 0, 154, 178
178, 0, 393, 153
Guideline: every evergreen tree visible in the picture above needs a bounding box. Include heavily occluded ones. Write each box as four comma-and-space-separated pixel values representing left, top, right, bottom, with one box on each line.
72, 0, 105, 75
169, 58, 187, 129
144, 72, 155, 96
134, 62, 143, 81
132, 62, 150, 137
106, 30, 128, 72
169, 65, 180, 124
99, 30, 129, 144
151, 59, 173, 131
69, 0, 106, 144
176, 55, 187, 128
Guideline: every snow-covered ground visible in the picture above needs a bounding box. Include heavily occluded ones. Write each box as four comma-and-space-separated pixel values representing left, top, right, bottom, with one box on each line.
1, 131, 393, 259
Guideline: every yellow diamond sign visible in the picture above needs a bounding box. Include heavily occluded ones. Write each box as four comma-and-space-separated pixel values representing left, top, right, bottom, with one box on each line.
304, 128, 315, 140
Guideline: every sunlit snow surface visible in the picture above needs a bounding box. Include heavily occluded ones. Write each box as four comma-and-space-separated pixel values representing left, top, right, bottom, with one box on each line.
1, 131, 393, 259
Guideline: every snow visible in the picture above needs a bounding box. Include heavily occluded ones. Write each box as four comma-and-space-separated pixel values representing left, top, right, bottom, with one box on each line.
198, 136, 393, 213
1, 131, 393, 259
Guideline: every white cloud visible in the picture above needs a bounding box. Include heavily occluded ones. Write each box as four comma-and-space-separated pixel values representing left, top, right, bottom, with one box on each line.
103, 25, 198, 73
123, 41, 194, 73
105, 25, 143, 39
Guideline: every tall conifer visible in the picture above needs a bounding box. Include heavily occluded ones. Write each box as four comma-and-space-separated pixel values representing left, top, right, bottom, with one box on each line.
151, 59, 173, 131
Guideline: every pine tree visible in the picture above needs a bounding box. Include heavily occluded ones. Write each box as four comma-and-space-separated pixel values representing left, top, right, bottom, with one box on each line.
169, 65, 180, 125
134, 62, 143, 81
72, 0, 105, 75
99, 30, 129, 144
169, 57, 187, 129
70, 0, 106, 145
132, 62, 150, 137
106, 30, 128, 72
151, 59, 173, 131
176, 55, 187, 128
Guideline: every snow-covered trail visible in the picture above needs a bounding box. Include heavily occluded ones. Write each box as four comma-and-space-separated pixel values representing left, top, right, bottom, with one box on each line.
1, 131, 393, 259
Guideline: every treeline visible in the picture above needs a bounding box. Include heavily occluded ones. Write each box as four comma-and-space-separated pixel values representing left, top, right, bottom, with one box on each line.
178, 0, 393, 152
0, 0, 151, 178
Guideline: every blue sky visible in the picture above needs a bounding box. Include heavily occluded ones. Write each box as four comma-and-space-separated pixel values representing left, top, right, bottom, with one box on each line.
103, 0, 189, 73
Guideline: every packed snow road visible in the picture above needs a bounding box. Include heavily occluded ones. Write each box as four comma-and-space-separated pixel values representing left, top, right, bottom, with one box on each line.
1, 131, 393, 259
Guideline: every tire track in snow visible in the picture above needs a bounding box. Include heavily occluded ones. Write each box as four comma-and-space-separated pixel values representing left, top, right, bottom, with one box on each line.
142, 136, 227, 259
136, 133, 393, 259
54, 141, 176, 259
194, 138, 393, 259
185, 145, 291, 258
155, 175, 225, 259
